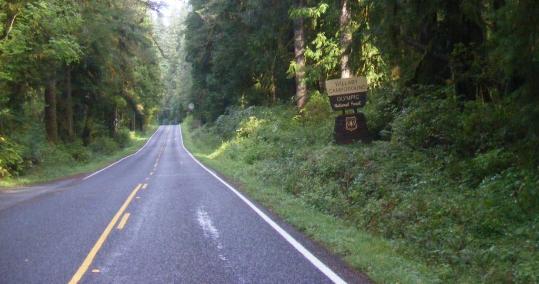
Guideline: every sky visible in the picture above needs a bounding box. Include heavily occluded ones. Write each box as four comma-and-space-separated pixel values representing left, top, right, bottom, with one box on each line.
156, 0, 189, 26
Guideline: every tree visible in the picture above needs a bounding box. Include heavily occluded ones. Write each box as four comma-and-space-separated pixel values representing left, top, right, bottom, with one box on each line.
293, 0, 308, 109
339, 0, 351, 78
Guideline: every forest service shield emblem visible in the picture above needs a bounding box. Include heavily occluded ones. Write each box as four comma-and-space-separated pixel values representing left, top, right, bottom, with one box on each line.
345, 116, 358, 131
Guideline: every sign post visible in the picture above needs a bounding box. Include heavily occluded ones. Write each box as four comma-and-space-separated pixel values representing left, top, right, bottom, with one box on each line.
325, 77, 370, 144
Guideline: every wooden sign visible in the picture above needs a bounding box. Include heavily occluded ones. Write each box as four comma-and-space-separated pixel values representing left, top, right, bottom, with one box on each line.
334, 113, 369, 144
326, 77, 368, 111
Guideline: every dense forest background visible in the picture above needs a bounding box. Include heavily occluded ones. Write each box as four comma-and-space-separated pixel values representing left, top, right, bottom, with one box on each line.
0, 0, 164, 178
182, 0, 539, 129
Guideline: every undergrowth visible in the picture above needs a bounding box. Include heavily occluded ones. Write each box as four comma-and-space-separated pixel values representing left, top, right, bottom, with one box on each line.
0, 126, 155, 188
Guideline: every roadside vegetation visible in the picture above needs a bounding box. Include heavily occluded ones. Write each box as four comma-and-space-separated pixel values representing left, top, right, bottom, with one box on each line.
0, 1, 164, 183
0, 127, 155, 188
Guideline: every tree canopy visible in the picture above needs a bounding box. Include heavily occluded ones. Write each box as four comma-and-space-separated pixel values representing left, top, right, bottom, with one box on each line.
0, 0, 163, 177
179, 0, 539, 163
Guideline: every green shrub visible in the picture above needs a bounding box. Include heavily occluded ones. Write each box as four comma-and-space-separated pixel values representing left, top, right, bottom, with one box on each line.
364, 87, 401, 140
214, 106, 258, 139
39, 144, 76, 166
64, 141, 91, 162
391, 86, 461, 149
0, 136, 24, 177
301, 91, 332, 125
113, 128, 132, 148
89, 136, 119, 154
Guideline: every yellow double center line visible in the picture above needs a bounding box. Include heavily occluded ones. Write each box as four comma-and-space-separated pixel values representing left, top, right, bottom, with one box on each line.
68, 183, 143, 284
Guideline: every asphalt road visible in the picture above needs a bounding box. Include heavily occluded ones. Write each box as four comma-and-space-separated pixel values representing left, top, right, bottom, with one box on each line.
0, 125, 370, 284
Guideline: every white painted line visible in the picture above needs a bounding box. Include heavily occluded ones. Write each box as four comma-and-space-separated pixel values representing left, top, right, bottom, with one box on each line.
83, 128, 160, 181
177, 125, 346, 284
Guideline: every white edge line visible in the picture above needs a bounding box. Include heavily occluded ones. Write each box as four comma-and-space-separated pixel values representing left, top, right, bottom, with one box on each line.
82, 127, 160, 181
177, 125, 347, 284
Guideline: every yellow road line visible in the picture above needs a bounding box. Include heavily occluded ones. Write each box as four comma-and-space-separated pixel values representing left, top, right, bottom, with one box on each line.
68, 184, 142, 284
116, 213, 131, 230
142, 183, 148, 190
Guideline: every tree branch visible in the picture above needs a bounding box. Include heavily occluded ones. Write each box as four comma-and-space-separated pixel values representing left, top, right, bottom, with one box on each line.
2, 12, 19, 41
150, 33, 168, 59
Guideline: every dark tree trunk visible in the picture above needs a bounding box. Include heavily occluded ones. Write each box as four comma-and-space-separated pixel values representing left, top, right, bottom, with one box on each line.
44, 79, 58, 143
132, 110, 136, 131
293, 0, 307, 109
65, 67, 75, 139
270, 56, 277, 104
81, 104, 92, 146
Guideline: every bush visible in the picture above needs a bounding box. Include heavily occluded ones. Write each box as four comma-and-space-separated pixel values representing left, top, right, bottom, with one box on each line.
64, 141, 91, 162
113, 128, 132, 148
89, 136, 119, 154
391, 86, 461, 149
0, 136, 24, 177
214, 106, 257, 140
301, 91, 332, 125
364, 87, 401, 140
39, 144, 76, 166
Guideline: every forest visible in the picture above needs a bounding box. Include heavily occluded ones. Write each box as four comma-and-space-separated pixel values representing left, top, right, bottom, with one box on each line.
0, 0, 163, 180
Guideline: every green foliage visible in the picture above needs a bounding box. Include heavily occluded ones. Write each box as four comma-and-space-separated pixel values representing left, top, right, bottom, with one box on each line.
113, 128, 132, 148
184, 0, 295, 122
0, 0, 163, 178
38, 144, 76, 166
64, 141, 91, 163
0, 135, 23, 177
300, 91, 332, 124
89, 136, 119, 155
391, 86, 461, 149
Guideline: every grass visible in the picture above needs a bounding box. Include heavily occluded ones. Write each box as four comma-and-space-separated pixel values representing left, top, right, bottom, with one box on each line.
0, 127, 156, 189
181, 121, 444, 284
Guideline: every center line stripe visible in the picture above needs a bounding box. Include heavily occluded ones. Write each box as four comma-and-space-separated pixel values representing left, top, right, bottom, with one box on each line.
116, 213, 131, 230
68, 184, 142, 284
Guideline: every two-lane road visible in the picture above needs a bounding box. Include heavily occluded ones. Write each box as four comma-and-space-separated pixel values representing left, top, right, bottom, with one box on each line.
0, 125, 369, 283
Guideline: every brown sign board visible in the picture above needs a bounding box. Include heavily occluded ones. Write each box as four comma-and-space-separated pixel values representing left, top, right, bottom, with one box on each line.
328, 92, 367, 111
334, 113, 369, 144
326, 77, 368, 110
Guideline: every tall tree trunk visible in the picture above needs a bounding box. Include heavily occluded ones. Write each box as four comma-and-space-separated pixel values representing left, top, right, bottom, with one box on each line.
113, 106, 118, 135
294, 0, 307, 109
132, 110, 136, 131
270, 56, 277, 104
65, 67, 75, 139
81, 104, 92, 146
340, 0, 352, 78
44, 79, 58, 143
